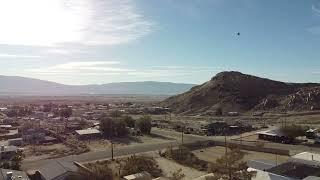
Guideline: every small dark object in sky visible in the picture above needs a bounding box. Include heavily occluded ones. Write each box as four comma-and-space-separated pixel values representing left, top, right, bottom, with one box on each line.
237, 32, 240, 36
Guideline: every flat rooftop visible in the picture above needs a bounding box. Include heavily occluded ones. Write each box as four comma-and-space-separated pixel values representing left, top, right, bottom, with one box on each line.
75, 128, 101, 135
291, 152, 320, 163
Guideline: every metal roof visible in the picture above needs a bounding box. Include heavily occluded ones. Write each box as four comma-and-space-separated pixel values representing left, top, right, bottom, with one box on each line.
289, 152, 320, 166
75, 128, 101, 135
257, 129, 287, 137
123, 171, 151, 180
247, 159, 278, 171
248, 168, 295, 180
37, 160, 78, 180
0, 145, 17, 152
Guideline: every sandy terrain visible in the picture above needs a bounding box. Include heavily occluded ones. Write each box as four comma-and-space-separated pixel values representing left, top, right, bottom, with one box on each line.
155, 157, 206, 179
193, 146, 289, 165
23, 143, 70, 161
85, 134, 174, 152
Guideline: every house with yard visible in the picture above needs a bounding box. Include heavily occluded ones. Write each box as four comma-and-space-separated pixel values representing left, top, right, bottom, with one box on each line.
21, 128, 46, 144
0, 125, 13, 130
0, 168, 30, 180
289, 152, 320, 166
257, 129, 294, 144
0, 145, 17, 160
8, 138, 23, 146
75, 128, 101, 140
0, 129, 20, 140
34, 160, 79, 180
248, 152, 320, 180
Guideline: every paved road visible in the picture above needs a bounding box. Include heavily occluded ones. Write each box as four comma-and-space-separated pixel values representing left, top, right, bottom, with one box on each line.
22, 128, 209, 171
22, 128, 320, 171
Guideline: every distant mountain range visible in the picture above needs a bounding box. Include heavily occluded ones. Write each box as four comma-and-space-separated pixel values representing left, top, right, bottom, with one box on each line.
0, 75, 196, 95
161, 71, 320, 114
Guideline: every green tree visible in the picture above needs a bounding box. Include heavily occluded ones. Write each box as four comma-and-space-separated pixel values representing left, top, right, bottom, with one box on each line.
100, 116, 128, 137
280, 125, 308, 139
100, 116, 114, 137
136, 116, 152, 134
110, 110, 122, 118
122, 115, 135, 128
208, 146, 255, 180
79, 119, 89, 129
59, 107, 73, 118
113, 119, 128, 137
11, 150, 24, 170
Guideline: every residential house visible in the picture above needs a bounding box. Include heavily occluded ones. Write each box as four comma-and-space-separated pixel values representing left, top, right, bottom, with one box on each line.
75, 128, 101, 140
8, 138, 23, 146
257, 129, 294, 144
21, 128, 46, 144
0, 125, 13, 130
0, 145, 17, 160
247, 152, 320, 180
34, 160, 79, 180
0, 168, 30, 180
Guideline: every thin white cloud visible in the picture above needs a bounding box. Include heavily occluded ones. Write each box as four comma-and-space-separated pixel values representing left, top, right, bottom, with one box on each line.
307, 26, 320, 35
28, 62, 220, 78
29, 61, 132, 75
308, 2, 320, 35
0, 53, 41, 58
312, 4, 320, 14
0, 0, 153, 46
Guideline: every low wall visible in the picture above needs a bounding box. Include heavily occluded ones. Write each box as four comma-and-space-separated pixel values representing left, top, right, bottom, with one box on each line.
213, 141, 290, 156
180, 140, 290, 156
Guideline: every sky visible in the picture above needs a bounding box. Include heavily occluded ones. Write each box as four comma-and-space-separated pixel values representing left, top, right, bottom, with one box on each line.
0, 0, 320, 85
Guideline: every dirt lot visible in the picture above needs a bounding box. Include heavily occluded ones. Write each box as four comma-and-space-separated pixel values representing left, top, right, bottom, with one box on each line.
85, 134, 174, 151
23, 143, 71, 161
155, 157, 206, 179
193, 146, 289, 164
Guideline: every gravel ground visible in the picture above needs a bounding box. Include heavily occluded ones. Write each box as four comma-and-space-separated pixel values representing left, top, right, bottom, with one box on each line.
155, 157, 206, 179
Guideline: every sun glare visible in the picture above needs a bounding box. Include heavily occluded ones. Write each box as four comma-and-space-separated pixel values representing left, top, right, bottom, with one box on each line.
0, 0, 89, 46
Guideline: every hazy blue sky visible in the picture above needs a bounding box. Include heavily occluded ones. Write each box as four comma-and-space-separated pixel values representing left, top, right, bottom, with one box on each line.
0, 0, 320, 85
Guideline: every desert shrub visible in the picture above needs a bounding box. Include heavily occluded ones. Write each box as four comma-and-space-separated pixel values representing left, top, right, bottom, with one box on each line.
120, 155, 162, 177
164, 146, 208, 171
67, 165, 115, 180
168, 169, 185, 180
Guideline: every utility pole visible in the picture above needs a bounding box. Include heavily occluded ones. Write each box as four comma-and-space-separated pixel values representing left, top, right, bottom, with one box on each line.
284, 111, 287, 127
111, 141, 114, 161
225, 133, 228, 167
225, 133, 231, 180
110, 116, 114, 161
181, 127, 184, 144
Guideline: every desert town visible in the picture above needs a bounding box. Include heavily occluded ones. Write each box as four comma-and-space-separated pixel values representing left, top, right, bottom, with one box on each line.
0, 98, 320, 180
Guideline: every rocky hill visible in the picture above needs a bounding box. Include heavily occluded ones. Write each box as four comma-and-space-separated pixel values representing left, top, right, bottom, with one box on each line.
161, 71, 320, 115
